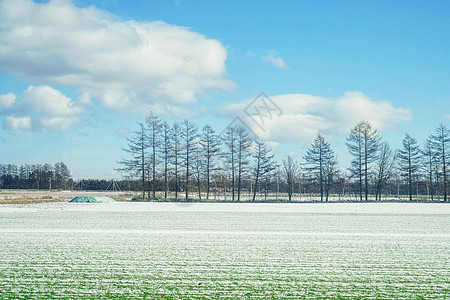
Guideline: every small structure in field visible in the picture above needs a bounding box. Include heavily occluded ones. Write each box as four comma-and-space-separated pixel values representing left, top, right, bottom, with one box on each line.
69, 196, 116, 203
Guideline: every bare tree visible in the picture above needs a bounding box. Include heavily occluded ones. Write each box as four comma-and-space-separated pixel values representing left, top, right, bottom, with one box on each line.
222, 126, 237, 201
346, 121, 381, 201
199, 124, 221, 199
304, 134, 337, 202
251, 140, 276, 201
429, 123, 450, 202
171, 122, 182, 200
374, 142, 395, 201
161, 121, 171, 199
397, 134, 421, 201
181, 119, 198, 201
117, 123, 148, 200
323, 156, 339, 202
146, 112, 161, 199
422, 138, 436, 201
235, 126, 253, 201
192, 144, 203, 200
283, 156, 298, 202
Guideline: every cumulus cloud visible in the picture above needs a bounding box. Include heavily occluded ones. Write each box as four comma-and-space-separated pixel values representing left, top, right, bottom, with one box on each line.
23, 85, 84, 116
0, 92, 15, 107
220, 92, 412, 143
5, 115, 31, 132
40, 116, 82, 132
1, 85, 85, 132
0, 0, 235, 112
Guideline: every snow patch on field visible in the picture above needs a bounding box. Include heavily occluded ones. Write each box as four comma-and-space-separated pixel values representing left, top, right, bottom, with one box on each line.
1, 202, 449, 214
0, 203, 449, 298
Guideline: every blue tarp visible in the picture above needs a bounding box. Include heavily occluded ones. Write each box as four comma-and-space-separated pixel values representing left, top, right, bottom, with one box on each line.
69, 196, 116, 203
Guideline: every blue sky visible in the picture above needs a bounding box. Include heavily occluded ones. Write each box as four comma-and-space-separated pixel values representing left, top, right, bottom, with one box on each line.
0, 0, 449, 179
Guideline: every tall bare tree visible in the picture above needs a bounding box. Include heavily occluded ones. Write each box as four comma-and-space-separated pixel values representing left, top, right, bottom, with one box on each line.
429, 123, 450, 202
283, 156, 298, 202
374, 142, 395, 201
397, 134, 421, 201
251, 140, 276, 201
222, 126, 237, 201
146, 112, 161, 199
199, 124, 221, 199
161, 121, 171, 199
117, 123, 148, 200
422, 138, 436, 201
192, 144, 203, 200
323, 156, 339, 202
346, 121, 381, 201
235, 126, 253, 201
171, 122, 182, 200
181, 119, 198, 201
304, 134, 337, 202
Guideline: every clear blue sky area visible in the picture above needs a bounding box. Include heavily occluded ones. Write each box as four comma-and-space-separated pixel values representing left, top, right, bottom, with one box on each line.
0, 0, 449, 178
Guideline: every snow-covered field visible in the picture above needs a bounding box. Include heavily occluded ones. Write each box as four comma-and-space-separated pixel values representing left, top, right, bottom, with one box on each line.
1, 202, 449, 298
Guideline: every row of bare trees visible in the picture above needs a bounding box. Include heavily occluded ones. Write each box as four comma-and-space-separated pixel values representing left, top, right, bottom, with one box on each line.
117, 113, 449, 202
345, 121, 449, 202
117, 113, 278, 201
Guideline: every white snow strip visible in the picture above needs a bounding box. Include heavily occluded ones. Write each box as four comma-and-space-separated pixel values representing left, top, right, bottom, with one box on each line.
0, 228, 449, 238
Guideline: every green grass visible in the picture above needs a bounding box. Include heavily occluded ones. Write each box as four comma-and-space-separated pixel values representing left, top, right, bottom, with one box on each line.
0, 203, 449, 298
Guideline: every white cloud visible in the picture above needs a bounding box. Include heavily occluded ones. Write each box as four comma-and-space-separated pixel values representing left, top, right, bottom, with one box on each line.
0, 0, 235, 112
23, 85, 84, 116
262, 53, 288, 69
40, 116, 82, 132
0, 92, 16, 107
5, 115, 31, 132
444, 114, 450, 120
1, 85, 85, 132
101, 90, 134, 111
221, 92, 412, 143
248, 50, 289, 69
77, 92, 92, 104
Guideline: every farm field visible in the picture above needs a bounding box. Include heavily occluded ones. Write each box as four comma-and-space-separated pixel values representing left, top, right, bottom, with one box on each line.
0, 190, 134, 204
0, 202, 449, 298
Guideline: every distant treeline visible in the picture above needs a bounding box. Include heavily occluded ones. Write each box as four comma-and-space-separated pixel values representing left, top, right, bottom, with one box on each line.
116, 112, 449, 202
0, 165, 131, 192
0, 163, 72, 190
